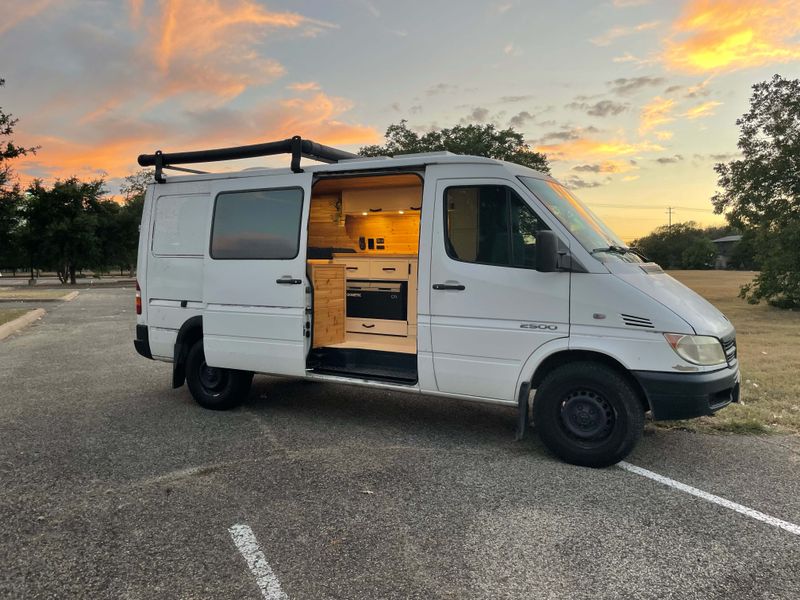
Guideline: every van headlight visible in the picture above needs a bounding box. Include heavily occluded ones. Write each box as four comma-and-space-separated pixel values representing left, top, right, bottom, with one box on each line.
664, 333, 726, 366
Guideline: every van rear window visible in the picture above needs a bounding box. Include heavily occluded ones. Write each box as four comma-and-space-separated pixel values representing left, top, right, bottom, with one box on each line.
210, 188, 303, 259
152, 194, 210, 256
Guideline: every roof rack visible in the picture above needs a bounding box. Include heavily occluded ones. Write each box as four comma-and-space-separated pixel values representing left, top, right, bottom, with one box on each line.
137, 135, 360, 183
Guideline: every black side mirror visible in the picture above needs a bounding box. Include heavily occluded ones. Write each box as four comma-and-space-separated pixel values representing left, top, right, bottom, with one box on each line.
535, 230, 560, 272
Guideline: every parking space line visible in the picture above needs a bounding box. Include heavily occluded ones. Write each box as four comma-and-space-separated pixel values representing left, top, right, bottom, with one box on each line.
618, 461, 800, 536
229, 524, 289, 600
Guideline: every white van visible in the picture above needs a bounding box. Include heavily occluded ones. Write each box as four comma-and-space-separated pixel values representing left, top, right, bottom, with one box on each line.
133, 136, 740, 467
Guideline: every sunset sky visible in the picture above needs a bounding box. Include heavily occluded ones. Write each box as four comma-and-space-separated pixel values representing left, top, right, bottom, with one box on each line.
2, 0, 800, 240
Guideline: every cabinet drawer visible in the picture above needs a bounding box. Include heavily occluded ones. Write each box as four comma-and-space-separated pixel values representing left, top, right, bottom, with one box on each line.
332, 258, 370, 278
370, 260, 409, 279
346, 318, 408, 336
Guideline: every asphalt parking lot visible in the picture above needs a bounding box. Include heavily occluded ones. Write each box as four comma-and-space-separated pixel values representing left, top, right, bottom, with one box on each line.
1, 288, 799, 599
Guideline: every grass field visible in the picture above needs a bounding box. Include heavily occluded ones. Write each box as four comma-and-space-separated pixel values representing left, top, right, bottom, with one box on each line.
665, 270, 800, 434
0, 288, 73, 300
0, 309, 29, 326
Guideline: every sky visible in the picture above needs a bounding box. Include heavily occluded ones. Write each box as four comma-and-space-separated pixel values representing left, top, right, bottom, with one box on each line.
1, 0, 800, 241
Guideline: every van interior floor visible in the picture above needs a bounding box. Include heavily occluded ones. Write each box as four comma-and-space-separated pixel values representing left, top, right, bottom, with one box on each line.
307, 347, 418, 384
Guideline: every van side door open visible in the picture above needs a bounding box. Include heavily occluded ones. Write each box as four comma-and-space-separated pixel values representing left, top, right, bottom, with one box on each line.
202, 173, 313, 376
429, 177, 570, 401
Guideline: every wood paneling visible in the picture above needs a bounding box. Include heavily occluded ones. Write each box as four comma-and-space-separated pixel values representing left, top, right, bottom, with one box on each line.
308, 194, 420, 255
310, 264, 346, 348
313, 173, 422, 194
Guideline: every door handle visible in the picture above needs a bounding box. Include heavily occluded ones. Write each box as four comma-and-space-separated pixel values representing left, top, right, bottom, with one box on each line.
432, 283, 466, 291
276, 277, 302, 285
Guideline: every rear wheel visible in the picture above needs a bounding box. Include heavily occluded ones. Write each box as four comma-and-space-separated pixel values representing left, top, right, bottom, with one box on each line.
185, 340, 253, 410
533, 361, 644, 468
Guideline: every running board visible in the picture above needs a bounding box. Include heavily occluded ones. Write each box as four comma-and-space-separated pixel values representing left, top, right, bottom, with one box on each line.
307, 347, 418, 385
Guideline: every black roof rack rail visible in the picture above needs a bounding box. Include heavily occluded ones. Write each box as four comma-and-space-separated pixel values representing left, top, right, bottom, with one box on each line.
137, 135, 360, 183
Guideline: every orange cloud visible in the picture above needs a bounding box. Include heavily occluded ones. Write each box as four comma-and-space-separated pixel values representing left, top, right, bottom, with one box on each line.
538, 138, 662, 161
17, 92, 380, 183
682, 100, 722, 119
663, 0, 800, 73
639, 97, 675, 134
133, 0, 335, 102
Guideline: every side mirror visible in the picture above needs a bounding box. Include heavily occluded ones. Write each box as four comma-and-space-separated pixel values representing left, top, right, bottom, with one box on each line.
535, 230, 560, 272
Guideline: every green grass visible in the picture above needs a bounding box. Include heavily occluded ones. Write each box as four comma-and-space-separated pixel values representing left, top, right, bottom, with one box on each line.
658, 270, 800, 435
0, 309, 29, 326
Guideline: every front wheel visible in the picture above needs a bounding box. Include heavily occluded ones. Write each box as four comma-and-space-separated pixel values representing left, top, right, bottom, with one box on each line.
533, 361, 644, 468
185, 340, 253, 410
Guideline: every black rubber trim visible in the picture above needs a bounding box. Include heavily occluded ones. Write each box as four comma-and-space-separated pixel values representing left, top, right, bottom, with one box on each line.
632, 367, 740, 421
173, 316, 203, 388
134, 324, 152, 359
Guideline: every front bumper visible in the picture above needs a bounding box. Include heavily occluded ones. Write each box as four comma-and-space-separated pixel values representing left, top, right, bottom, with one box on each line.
632, 365, 740, 421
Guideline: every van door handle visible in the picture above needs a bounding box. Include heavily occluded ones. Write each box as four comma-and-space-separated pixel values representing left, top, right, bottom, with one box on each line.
432, 283, 466, 291
276, 277, 302, 285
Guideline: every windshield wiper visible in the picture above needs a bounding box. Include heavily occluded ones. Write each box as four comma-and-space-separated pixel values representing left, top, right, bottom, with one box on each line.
591, 245, 629, 255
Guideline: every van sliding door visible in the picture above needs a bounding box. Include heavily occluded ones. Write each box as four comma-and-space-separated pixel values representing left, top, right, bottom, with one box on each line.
202, 173, 313, 376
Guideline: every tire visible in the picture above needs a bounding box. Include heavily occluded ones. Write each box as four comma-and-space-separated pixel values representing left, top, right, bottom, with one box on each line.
185, 340, 253, 410
533, 361, 644, 468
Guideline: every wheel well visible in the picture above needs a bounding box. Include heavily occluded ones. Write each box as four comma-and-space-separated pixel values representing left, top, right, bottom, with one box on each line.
172, 316, 203, 388
177, 317, 203, 351
530, 350, 650, 411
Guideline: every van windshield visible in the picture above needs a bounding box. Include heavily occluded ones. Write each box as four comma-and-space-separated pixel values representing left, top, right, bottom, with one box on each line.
519, 176, 641, 262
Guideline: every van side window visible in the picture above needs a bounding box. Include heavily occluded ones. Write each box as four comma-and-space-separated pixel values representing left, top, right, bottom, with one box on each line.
444, 185, 548, 269
211, 188, 303, 259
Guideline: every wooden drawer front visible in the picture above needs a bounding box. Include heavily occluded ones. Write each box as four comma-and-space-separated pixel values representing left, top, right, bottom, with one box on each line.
370, 260, 409, 279
332, 259, 370, 279
346, 318, 408, 336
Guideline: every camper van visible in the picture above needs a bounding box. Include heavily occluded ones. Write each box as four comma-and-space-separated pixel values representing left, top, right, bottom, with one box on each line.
133, 137, 739, 468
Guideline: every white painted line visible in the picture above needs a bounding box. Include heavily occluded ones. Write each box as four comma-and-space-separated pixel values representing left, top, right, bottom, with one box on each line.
618, 461, 800, 536
228, 524, 289, 600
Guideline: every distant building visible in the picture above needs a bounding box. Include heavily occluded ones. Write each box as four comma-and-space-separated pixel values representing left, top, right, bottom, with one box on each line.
711, 234, 742, 269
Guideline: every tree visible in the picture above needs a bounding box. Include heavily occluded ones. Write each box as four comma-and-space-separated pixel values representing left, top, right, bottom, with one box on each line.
0, 76, 37, 272
632, 221, 735, 269
116, 169, 151, 274
360, 120, 550, 172
713, 75, 800, 308
26, 178, 107, 284
681, 237, 717, 269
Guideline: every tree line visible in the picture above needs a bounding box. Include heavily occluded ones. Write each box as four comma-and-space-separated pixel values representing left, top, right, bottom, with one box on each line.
631, 222, 756, 271
1, 75, 798, 307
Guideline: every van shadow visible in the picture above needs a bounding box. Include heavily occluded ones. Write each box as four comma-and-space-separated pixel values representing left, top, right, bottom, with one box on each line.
242, 375, 536, 451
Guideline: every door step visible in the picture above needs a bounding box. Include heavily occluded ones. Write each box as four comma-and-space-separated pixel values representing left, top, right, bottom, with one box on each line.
307, 347, 418, 384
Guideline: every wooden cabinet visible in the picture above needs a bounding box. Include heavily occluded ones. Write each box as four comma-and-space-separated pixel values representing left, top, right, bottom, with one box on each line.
310, 264, 346, 348
342, 187, 422, 215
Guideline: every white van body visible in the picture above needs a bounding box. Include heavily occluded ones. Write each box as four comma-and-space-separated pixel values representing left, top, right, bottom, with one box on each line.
134, 143, 740, 467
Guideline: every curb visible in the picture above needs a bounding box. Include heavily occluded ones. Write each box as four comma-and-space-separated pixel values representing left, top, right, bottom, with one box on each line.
0, 308, 46, 341
0, 291, 80, 303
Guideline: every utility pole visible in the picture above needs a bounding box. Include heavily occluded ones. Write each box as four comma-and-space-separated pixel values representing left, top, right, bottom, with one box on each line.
666, 206, 675, 230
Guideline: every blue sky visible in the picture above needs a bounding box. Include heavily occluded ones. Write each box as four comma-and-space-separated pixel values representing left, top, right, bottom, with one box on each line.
1, 0, 799, 239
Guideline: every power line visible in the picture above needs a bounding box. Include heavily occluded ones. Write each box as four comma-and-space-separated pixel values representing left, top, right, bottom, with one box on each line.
585, 202, 715, 213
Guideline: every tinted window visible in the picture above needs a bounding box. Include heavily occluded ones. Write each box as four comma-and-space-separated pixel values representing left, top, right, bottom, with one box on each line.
211, 188, 303, 259
444, 185, 548, 269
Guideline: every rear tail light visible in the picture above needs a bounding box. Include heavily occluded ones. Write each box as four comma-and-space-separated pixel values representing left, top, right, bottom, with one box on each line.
135, 280, 142, 315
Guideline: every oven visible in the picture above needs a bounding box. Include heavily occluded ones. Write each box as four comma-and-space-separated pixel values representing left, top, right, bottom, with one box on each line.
346, 280, 407, 321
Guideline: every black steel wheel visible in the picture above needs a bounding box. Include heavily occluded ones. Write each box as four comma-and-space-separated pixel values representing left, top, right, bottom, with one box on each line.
185, 340, 253, 410
533, 361, 644, 468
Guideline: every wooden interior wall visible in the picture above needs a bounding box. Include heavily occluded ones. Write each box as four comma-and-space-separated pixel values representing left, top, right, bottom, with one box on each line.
309, 194, 420, 255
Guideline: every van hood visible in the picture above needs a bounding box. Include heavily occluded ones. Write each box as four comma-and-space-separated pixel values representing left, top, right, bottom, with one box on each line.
614, 269, 734, 338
